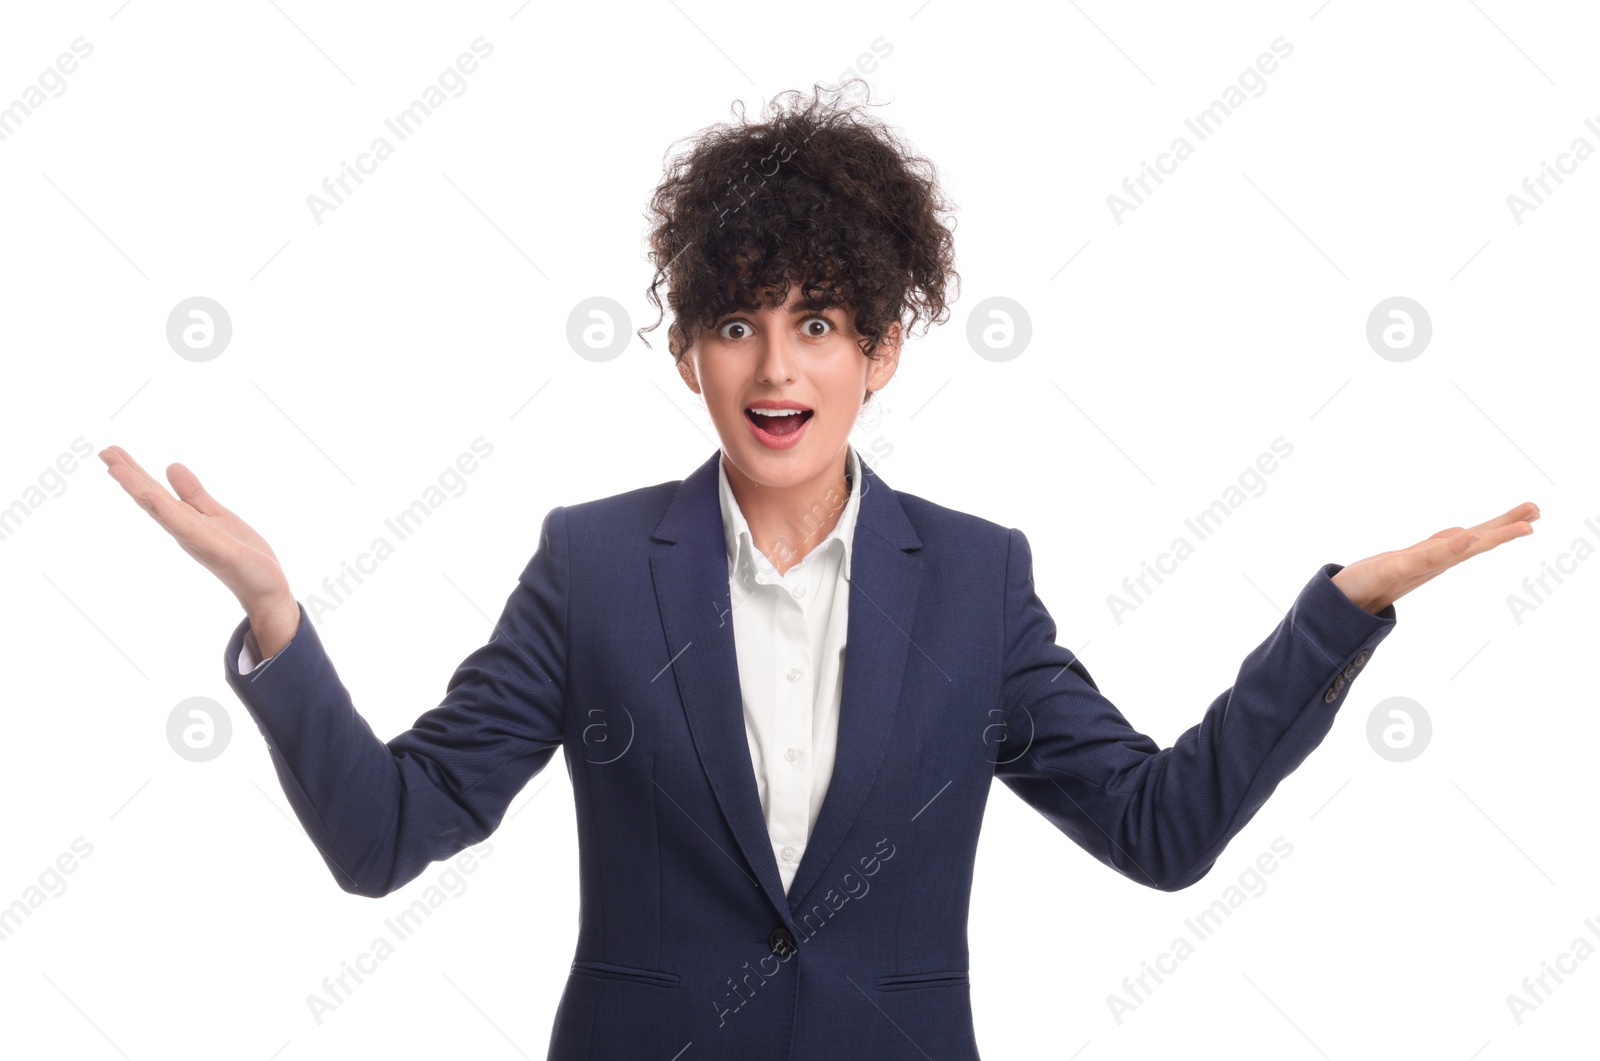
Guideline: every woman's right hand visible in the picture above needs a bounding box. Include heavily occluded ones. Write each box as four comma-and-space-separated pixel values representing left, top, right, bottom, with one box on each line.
99, 444, 301, 657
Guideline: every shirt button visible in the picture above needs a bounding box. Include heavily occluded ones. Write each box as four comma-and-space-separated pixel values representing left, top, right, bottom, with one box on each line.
794, 584, 806, 598
781, 845, 796, 860
785, 747, 799, 762
787, 668, 801, 683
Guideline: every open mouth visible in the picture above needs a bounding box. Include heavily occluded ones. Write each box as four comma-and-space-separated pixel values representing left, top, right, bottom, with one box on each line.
744, 407, 813, 438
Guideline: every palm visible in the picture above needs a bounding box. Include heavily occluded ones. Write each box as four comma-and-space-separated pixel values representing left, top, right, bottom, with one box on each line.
99, 445, 289, 611
1331, 501, 1540, 614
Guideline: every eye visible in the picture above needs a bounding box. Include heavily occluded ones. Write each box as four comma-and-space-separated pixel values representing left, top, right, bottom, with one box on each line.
718, 319, 751, 340
802, 315, 833, 338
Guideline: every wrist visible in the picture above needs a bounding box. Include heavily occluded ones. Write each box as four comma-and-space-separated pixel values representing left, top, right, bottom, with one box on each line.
246, 590, 300, 660
1330, 567, 1385, 614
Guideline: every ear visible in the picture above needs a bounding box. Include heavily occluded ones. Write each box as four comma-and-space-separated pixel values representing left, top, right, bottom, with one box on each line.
866, 322, 902, 394
676, 355, 701, 395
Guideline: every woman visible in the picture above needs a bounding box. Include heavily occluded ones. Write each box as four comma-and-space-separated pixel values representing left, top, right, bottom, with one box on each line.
99, 82, 1537, 1059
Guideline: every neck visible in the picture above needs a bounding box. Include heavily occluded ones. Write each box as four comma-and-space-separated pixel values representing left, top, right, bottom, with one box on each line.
724, 447, 853, 576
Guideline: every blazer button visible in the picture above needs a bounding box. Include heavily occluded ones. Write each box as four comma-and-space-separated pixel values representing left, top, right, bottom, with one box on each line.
1343, 662, 1358, 680
1323, 686, 1339, 704
769, 927, 796, 956
1333, 674, 1346, 691
1355, 650, 1369, 667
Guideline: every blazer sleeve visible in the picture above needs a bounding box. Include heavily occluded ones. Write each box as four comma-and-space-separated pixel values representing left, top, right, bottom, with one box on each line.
993, 526, 1396, 892
222, 505, 570, 898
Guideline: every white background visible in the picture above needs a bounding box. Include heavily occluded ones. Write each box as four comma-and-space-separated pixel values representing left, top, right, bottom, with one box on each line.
1, 1, 1594, 1057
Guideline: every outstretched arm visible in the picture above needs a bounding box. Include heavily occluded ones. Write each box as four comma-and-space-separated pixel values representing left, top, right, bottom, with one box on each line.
222, 507, 570, 898
100, 442, 568, 899
993, 502, 1536, 892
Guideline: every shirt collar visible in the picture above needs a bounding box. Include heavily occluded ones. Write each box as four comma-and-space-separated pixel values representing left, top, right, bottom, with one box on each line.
718, 444, 861, 583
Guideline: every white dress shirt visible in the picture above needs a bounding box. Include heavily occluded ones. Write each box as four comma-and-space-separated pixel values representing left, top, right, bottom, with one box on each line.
237, 444, 862, 896
717, 444, 859, 893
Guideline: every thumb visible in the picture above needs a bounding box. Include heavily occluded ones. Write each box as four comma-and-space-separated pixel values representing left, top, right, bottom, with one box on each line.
166, 463, 230, 518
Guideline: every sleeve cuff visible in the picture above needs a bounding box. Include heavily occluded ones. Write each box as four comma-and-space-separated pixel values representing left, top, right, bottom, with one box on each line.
225, 601, 309, 683
239, 628, 263, 673
1289, 563, 1397, 674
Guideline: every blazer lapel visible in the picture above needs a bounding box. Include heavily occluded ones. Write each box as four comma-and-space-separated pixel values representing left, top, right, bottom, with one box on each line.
649, 447, 923, 922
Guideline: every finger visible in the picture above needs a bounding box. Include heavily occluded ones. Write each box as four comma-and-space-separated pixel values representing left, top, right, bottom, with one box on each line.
1459, 519, 1534, 558
1400, 528, 1480, 580
1420, 524, 1478, 569
1402, 527, 1466, 552
101, 446, 180, 506
136, 481, 232, 555
1403, 529, 1479, 576
1470, 502, 1540, 536
166, 462, 232, 519
1421, 521, 1529, 579
130, 478, 193, 531
1408, 507, 1536, 574
104, 459, 169, 509
1380, 529, 1483, 601
99, 445, 160, 488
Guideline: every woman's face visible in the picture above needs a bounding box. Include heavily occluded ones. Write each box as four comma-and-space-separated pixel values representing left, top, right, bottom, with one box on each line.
679, 285, 899, 493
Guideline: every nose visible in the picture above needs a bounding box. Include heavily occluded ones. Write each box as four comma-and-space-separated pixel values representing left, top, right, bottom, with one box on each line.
753, 319, 798, 386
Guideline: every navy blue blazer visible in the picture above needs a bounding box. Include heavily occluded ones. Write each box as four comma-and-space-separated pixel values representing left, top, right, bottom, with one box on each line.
224, 446, 1397, 1059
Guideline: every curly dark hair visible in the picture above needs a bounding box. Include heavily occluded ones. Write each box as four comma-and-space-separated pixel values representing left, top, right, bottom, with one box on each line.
637, 78, 959, 404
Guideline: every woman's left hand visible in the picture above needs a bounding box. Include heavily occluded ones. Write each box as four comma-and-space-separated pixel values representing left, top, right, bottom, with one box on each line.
1331, 501, 1540, 615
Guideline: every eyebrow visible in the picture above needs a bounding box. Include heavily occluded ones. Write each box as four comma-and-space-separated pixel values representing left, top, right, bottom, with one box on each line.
721, 302, 842, 318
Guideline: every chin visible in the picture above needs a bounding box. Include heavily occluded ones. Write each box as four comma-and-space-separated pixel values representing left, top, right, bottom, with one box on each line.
726, 439, 830, 482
